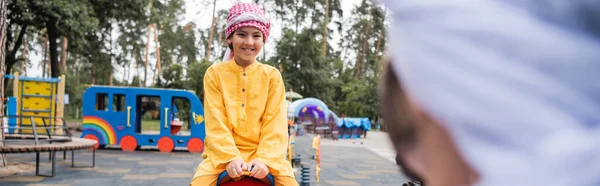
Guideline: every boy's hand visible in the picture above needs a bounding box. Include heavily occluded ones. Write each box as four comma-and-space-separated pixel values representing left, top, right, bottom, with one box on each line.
226, 159, 248, 178
248, 160, 269, 179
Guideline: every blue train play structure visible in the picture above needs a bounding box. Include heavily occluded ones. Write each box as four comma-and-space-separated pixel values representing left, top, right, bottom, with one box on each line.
80, 86, 206, 153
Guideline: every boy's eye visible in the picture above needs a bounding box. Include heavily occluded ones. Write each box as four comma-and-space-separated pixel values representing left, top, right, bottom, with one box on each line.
237, 33, 246, 37
254, 35, 262, 38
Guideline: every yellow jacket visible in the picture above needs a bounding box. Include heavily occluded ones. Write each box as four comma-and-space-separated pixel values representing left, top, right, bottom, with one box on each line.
193, 59, 293, 178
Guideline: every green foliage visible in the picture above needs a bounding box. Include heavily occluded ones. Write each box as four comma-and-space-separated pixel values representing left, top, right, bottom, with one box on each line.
4, 0, 388, 123
336, 77, 380, 119
183, 60, 212, 101
5, 0, 147, 78
156, 64, 184, 89
266, 0, 385, 120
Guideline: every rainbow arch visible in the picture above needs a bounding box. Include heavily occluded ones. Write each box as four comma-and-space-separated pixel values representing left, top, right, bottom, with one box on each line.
82, 116, 117, 145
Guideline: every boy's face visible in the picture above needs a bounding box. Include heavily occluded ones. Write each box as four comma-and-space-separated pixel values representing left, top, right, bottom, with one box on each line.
380, 60, 478, 186
227, 27, 264, 61
400, 105, 478, 186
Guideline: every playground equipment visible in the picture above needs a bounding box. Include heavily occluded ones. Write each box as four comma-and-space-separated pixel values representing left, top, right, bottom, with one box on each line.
325, 110, 340, 140
80, 86, 206, 153
2, 73, 96, 177
4, 72, 66, 134
338, 117, 371, 139
217, 171, 275, 186
288, 133, 295, 165
288, 98, 373, 139
0, 116, 97, 178
289, 98, 330, 135
312, 135, 321, 183
299, 165, 311, 186
288, 132, 303, 169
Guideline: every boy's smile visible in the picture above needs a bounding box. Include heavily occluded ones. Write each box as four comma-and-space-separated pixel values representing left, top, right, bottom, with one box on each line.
228, 26, 264, 64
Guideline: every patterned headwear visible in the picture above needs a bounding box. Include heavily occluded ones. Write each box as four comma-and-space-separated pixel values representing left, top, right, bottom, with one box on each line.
222, 3, 270, 62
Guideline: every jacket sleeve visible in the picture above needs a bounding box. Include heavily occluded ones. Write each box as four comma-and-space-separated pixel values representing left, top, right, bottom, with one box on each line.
254, 69, 288, 169
203, 67, 242, 169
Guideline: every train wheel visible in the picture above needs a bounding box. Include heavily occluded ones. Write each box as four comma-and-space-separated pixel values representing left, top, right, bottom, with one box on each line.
120, 135, 138, 152
158, 136, 175, 153
83, 134, 100, 150
187, 138, 204, 153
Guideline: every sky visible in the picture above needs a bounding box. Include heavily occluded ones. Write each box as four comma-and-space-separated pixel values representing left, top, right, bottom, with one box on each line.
23, 0, 363, 84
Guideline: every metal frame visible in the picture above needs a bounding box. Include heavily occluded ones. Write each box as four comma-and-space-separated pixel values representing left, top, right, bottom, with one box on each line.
35, 151, 56, 177
33, 149, 96, 178
70, 148, 96, 169
4, 115, 73, 143
1, 115, 96, 178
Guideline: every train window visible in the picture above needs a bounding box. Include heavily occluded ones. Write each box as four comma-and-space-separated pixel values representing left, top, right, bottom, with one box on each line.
171, 97, 191, 136
136, 95, 161, 135
95, 93, 109, 111
113, 94, 126, 112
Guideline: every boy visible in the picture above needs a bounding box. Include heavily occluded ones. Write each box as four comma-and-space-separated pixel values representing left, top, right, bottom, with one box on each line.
190, 3, 297, 186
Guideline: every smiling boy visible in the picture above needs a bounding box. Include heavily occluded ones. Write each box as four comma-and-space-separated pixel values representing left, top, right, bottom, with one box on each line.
190, 3, 297, 186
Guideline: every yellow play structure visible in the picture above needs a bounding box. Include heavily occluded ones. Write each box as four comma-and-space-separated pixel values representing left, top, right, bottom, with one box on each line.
6, 72, 66, 134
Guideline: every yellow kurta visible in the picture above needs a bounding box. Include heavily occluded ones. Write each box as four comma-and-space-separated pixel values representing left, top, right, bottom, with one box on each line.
193, 59, 294, 179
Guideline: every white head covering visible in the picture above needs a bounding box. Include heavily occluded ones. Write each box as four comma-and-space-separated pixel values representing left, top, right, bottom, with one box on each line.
380, 0, 600, 185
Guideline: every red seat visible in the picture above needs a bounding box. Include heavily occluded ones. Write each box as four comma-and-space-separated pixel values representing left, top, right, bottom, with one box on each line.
220, 177, 271, 186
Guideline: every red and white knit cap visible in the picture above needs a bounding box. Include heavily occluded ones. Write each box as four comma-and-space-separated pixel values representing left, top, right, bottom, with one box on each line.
222, 3, 270, 61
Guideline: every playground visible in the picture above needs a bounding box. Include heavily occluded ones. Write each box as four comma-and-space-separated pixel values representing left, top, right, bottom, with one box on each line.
0, 73, 406, 186
0, 131, 405, 186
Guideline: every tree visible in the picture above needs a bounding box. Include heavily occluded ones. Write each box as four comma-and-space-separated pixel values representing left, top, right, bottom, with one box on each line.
354, 0, 374, 79
156, 63, 184, 89
204, 0, 217, 62
4, 0, 147, 85
143, 0, 185, 86
268, 28, 339, 106
0, 0, 9, 168
335, 0, 386, 119
30, 1, 99, 78
196, 8, 227, 63
2, 0, 390, 127
320, 0, 329, 57
115, 7, 148, 86
184, 60, 212, 103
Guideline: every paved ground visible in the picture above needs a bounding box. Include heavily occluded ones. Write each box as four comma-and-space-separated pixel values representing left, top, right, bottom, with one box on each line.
0, 131, 408, 186
319, 131, 398, 163
293, 132, 408, 185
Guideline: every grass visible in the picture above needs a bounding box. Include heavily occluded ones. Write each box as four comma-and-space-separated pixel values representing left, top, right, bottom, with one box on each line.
65, 118, 81, 124
140, 119, 161, 131
140, 119, 190, 131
